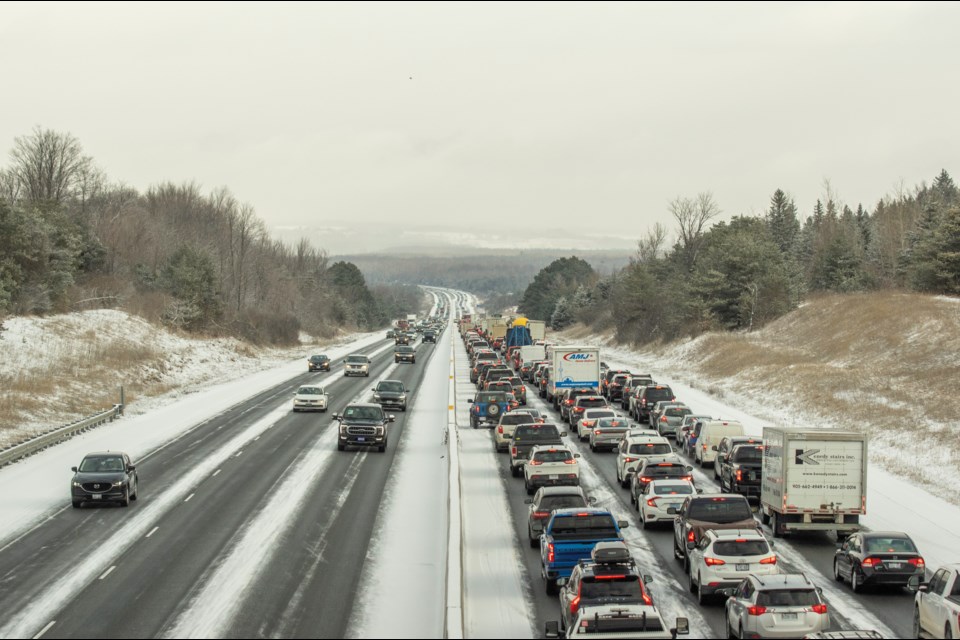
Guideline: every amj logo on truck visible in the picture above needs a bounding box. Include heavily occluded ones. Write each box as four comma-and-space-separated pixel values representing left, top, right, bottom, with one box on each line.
562, 353, 596, 362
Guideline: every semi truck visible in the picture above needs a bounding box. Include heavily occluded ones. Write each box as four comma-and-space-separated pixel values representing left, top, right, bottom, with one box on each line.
528, 320, 546, 341
547, 346, 601, 403
759, 427, 867, 538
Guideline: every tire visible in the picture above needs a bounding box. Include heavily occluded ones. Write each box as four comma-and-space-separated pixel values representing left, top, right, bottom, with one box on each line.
511, 465, 520, 478
525, 481, 535, 495
689, 567, 697, 593
771, 511, 782, 538
834, 560, 844, 582
759, 509, 770, 525
674, 537, 685, 561
738, 624, 745, 640
629, 489, 636, 505
726, 619, 736, 640
851, 568, 862, 593
697, 574, 709, 605
912, 608, 921, 639
947, 624, 953, 640
120, 487, 130, 508
72, 500, 82, 509
529, 533, 539, 548
545, 578, 557, 596
131, 481, 138, 501
640, 508, 649, 526
378, 444, 386, 453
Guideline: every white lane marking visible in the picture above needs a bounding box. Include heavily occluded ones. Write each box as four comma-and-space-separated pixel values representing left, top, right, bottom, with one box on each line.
254, 435, 261, 441
98, 566, 116, 580
212, 469, 221, 477
234, 450, 243, 458
184, 493, 195, 503
32, 621, 55, 639
146, 526, 159, 538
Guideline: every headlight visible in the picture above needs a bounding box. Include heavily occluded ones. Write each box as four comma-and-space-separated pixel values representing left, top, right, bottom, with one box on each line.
376, 426, 384, 435
399, 394, 406, 400
112, 481, 124, 487
340, 425, 348, 433
72, 481, 81, 487
373, 393, 381, 399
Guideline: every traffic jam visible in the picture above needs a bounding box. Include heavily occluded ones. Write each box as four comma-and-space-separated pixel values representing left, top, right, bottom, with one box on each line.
458, 311, 952, 640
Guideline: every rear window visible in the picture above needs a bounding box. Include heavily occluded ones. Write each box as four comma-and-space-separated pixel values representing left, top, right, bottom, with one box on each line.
581, 576, 643, 601
713, 539, 770, 556
612, 375, 630, 385
579, 398, 607, 408
688, 498, 754, 523
476, 352, 498, 361
629, 443, 672, 455
598, 418, 628, 429
515, 425, 562, 441
533, 450, 573, 463
732, 446, 763, 463
540, 495, 588, 511
641, 464, 687, 478
665, 408, 692, 418
507, 377, 523, 386
756, 589, 819, 607
653, 483, 694, 495
500, 414, 535, 425
585, 410, 616, 419
476, 393, 505, 403
645, 388, 673, 402
865, 537, 918, 554
549, 514, 619, 540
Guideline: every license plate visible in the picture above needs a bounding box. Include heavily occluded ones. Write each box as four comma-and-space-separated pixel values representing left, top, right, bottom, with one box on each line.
357, 437, 365, 442
92, 494, 102, 500
550, 475, 558, 480
781, 613, 797, 620
888, 562, 902, 569
736, 563, 749, 571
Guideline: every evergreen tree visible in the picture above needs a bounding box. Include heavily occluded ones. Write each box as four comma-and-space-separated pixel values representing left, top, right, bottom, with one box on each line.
550, 296, 573, 330
518, 256, 597, 320
766, 189, 801, 255
931, 206, 960, 293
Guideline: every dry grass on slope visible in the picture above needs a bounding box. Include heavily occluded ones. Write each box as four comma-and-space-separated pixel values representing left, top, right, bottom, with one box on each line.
666, 292, 960, 500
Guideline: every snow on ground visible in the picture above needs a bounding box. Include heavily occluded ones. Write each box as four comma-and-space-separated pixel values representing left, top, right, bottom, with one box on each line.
0, 309, 364, 448
349, 294, 449, 639
0, 329, 387, 550
565, 331, 960, 574
454, 294, 536, 639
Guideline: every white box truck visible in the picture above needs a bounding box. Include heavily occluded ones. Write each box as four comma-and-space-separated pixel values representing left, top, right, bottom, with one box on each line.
547, 346, 601, 403
519, 344, 546, 367
527, 320, 546, 341
760, 426, 867, 539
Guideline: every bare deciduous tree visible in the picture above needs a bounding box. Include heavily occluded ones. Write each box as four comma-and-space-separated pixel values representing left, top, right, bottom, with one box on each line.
670, 191, 721, 268
636, 222, 668, 264
8, 127, 95, 204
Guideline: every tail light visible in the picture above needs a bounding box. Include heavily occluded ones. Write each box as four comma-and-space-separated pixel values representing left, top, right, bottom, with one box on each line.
595, 429, 602, 435
702, 444, 708, 450
812, 604, 828, 615
660, 416, 667, 422
747, 605, 767, 616
736, 469, 743, 482
548, 543, 555, 563
563, 459, 577, 465
646, 498, 659, 507
704, 557, 726, 566
512, 447, 517, 456
569, 595, 580, 616
564, 399, 573, 406
498, 425, 503, 434
908, 558, 925, 569
521, 386, 526, 393
640, 476, 653, 484
574, 407, 585, 413
624, 457, 636, 463
529, 460, 542, 466
861, 557, 882, 568
641, 586, 653, 606
759, 556, 777, 565
687, 530, 695, 542
534, 511, 550, 518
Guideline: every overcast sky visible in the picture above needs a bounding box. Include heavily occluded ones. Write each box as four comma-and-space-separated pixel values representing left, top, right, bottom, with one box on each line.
2, 1, 958, 252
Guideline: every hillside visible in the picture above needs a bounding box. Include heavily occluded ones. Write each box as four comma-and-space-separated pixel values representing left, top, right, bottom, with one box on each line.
561, 292, 960, 506
0, 310, 367, 449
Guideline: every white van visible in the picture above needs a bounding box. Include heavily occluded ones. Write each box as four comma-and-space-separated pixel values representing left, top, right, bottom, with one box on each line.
695, 420, 745, 467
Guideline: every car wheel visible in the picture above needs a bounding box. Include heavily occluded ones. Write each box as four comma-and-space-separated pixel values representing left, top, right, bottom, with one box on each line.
72, 500, 82, 509
674, 537, 684, 561
525, 481, 534, 495
120, 487, 130, 507
511, 465, 520, 478
771, 511, 782, 538
697, 574, 709, 605
545, 578, 557, 596
378, 444, 386, 453
726, 618, 736, 640
131, 481, 138, 501
912, 608, 921, 639
946, 624, 953, 639
629, 489, 636, 505
738, 624, 745, 640
834, 560, 843, 583
688, 568, 697, 593
529, 529, 539, 548
851, 568, 862, 593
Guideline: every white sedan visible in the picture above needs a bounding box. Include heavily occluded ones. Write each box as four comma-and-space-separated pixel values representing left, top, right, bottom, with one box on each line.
637, 479, 696, 528
292, 385, 328, 412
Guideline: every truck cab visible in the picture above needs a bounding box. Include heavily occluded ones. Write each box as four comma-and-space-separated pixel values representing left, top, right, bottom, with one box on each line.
540, 508, 630, 595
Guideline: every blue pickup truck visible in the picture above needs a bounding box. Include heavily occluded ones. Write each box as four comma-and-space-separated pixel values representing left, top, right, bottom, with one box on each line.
540, 508, 630, 595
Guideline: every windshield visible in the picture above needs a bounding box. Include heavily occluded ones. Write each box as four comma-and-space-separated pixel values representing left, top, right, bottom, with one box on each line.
756, 589, 819, 607
476, 393, 505, 403
79, 456, 125, 472
549, 514, 619, 540
534, 450, 573, 463
346, 356, 368, 363
297, 387, 323, 395
581, 576, 643, 601
653, 483, 694, 495
688, 499, 754, 523
629, 443, 672, 455
342, 406, 384, 421
713, 539, 770, 556
378, 382, 404, 392
666, 407, 692, 418
540, 495, 587, 511
733, 446, 763, 463
310, 355, 327, 362
865, 536, 918, 553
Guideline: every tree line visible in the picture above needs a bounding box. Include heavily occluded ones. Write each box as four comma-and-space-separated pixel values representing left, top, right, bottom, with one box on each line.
0, 127, 421, 343
519, 170, 960, 343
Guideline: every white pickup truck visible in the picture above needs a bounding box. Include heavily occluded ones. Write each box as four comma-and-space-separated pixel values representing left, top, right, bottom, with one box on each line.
910, 564, 960, 639
545, 604, 689, 639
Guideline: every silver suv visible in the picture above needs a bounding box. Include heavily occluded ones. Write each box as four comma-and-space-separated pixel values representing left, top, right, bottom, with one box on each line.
720, 573, 829, 639
343, 354, 371, 377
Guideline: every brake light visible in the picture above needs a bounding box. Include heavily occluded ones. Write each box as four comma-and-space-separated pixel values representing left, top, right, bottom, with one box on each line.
521, 386, 525, 392
704, 557, 725, 566
498, 425, 503, 434
747, 605, 767, 616
624, 457, 636, 462
563, 459, 577, 465
548, 543, 555, 563
576, 513, 591, 516
861, 557, 882, 568
595, 429, 602, 435
640, 476, 653, 483
660, 416, 667, 422
657, 463, 673, 467
574, 407, 585, 413
529, 460, 542, 466
909, 558, 925, 569
642, 587, 653, 606
736, 469, 743, 482
680, 475, 693, 481
564, 399, 573, 406
534, 511, 550, 518
702, 444, 708, 450
646, 498, 659, 507
512, 447, 517, 456
687, 530, 695, 542
812, 604, 828, 615
594, 574, 627, 580
570, 595, 580, 616
759, 556, 777, 565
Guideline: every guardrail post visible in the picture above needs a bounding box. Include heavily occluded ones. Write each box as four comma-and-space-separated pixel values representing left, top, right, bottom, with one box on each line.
119, 385, 125, 416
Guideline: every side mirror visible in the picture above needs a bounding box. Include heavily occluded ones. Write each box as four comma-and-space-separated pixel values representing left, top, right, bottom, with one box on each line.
468, 399, 474, 404
371, 388, 376, 392
643, 574, 653, 584
685, 465, 693, 472
388, 415, 396, 422
556, 577, 568, 588
560, 432, 568, 437
128, 465, 136, 472
667, 507, 678, 515
696, 488, 703, 493
686, 540, 696, 551
816, 587, 823, 594
332, 414, 341, 420
71, 466, 78, 472
618, 520, 630, 529
524, 498, 533, 504
588, 496, 597, 504
544, 621, 561, 639
673, 617, 690, 636
574, 453, 581, 458
711, 445, 719, 452
907, 575, 928, 593
627, 467, 636, 474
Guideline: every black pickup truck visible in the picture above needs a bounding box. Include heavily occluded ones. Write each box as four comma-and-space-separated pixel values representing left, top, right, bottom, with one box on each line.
718, 443, 763, 498
510, 423, 567, 477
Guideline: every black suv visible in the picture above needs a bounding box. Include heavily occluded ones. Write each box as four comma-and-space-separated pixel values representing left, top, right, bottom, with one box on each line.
635, 385, 675, 423
335, 403, 394, 452
423, 330, 437, 343
395, 344, 416, 364
308, 354, 331, 372
372, 379, 409, 411
71, 451, 139, 508
395, 333, 411, 345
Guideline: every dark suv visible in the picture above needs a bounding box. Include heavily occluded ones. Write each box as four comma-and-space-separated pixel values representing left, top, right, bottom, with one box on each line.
394, 344, 416, 364
423, 330, 437, 343
635, 385, 675, 423
372, 379, 409, 411
71, 451, 139, 508
334, 403, 395, 452
308, 354, 331, 372
673, 494, 757, 565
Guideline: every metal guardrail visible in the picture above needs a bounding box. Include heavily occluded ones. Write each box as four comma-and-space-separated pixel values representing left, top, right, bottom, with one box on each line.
0, 403, 124, 468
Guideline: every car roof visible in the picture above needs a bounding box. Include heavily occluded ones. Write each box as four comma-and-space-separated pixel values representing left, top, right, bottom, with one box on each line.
861, 531, 913, 539
537, 486, 587, 497
575, 395, 605, 402
83, 451, 127, 457
639, 455, 683, 466
707, 529, 767, 540
530, 444, 573, 453
625, 433, 670, 443
751, 573, 815, 589
345, 402, 383, 409
552, 507, 613, 517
